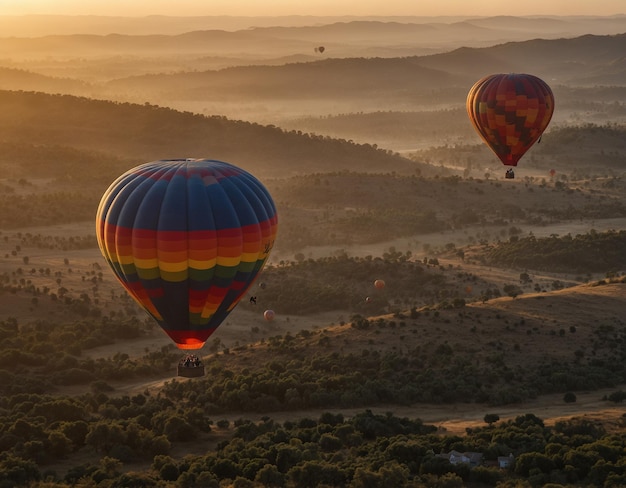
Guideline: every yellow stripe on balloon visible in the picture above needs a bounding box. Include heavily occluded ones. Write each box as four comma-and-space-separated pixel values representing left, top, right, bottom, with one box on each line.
240, 252, 260, 262
159, 260, 190, 273
160, 269, 188, 282
134, 257, 159, 269
217, 256, 242, 267
189, 258, 217, 269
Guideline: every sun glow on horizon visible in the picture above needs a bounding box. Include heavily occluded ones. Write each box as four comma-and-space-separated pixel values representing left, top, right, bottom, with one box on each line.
0, 0, 624, 17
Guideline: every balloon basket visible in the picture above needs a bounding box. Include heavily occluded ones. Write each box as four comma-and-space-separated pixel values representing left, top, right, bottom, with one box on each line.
177, 355, 205, 378
178, 365, 205, 378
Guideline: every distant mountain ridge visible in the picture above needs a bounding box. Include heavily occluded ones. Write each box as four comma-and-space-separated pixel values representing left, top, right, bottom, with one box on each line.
416, 32, 626, 82
1, 15, 626, 61
1, 14, 624, 37
98, 32, 626, 107
0, 20, 624, 101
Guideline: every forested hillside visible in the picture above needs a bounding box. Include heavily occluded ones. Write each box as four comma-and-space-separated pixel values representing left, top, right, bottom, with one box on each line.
0, 90, 413, 179
484, 230, 626, 273
0, 275, 624, 486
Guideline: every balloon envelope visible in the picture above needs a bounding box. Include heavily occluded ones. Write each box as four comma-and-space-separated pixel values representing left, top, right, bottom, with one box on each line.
264, 309, 275, 321
466, 73, 554, 167
374, 279, 385, 289
96, 159, 278, 350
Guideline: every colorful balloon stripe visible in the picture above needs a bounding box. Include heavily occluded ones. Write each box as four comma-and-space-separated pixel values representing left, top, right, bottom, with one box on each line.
96, 159, 278, 350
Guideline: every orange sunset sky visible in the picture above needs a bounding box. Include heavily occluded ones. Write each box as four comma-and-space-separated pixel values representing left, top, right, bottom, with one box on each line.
0, 0, 623, 17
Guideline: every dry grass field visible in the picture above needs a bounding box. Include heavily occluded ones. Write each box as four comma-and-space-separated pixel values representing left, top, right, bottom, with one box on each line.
2, 216, 623, 439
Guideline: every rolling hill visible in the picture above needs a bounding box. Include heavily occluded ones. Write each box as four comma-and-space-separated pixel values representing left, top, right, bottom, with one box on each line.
0, 30, 625, 154
1, 30, 626, 107
131, 32, 626, 100
0, 90, 625, 251
0, 90, 414, 181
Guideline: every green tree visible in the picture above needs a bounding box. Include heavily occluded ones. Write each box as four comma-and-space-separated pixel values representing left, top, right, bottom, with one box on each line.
514, 452, 555, 477
159, 462, 179, 482
255, 464, 286, 487
163, 415, 196, 442
503, 284, 523, 299
319, 433, 342, 452
47, 431, 73, 458
563, 391, 577, 403
484, 413, 500, 425
85, 421, 125, 454
288, 461, 347, 488
0, 455, 41, 486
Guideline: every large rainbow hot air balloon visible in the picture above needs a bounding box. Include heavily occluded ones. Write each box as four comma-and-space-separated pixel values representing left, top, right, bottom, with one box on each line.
96, 159, 278, 350
466, 73, 554, 169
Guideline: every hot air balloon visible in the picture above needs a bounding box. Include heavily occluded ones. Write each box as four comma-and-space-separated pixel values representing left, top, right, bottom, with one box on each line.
314, 46, 325, 54
466, 73, 554, 176
264, 309, 275, 321
374, 279, 385, 290
96, 158, 278, 353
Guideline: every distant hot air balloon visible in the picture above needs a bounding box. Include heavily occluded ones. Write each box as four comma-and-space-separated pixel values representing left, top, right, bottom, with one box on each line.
96, 158, 278, 350
264, 309, 275, 321
365, 296, 372, 303
374, 279, 385, 289
466, 73, 554, 171
314, 46, 325, 54
549, 168, 556, 177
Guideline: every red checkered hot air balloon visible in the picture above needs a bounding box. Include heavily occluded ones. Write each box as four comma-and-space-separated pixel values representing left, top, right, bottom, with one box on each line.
96, 159, 278, 350
466, 73, 554, 170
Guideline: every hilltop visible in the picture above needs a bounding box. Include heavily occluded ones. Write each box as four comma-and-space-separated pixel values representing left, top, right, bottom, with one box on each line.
0, 90, 412, 182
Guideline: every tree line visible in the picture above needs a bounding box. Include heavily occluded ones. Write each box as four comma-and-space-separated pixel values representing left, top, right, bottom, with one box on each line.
2, 401, 626, 487
485, 230, 626, 274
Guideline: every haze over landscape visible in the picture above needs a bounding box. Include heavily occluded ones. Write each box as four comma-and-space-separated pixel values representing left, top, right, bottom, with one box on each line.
0, 2, 625, 487
2, 0, 624, 17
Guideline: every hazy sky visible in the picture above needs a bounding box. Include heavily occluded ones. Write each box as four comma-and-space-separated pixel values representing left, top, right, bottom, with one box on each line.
0, 0, 623, 17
